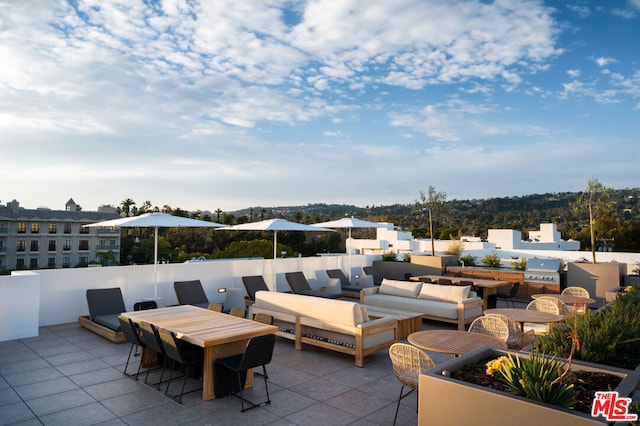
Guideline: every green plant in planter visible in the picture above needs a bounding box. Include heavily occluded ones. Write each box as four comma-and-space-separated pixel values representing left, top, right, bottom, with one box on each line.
511, 258, 527, 270
486, 351, 578, 409
403, 253, 411, 262
459, 254, 476, 267
537, 286, 640, 370
381, 251, 397, 261
480, 253, 501, 268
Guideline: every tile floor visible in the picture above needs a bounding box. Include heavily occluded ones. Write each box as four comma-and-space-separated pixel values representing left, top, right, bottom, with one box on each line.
0, 317, 460, 426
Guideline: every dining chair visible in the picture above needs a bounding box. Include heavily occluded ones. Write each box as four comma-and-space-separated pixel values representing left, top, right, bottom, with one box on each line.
493, 313, 535, 350
229, 307, 246, 318
495, 282, 520, 308
468, 315, 510, 342
524, 296, 565, 335
157, 327, 203, 403
562, 286, 590, 298
253, 313, 273, 325
118, 317, 146, 379
388, 343, 435, 426
214, 333, 276, 412
207, 303, 223, 312
138, 321, 169, 389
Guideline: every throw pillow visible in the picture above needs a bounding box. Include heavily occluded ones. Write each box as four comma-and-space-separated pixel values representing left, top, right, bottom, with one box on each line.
418, 282, 471, 302
378, 278, 422, 298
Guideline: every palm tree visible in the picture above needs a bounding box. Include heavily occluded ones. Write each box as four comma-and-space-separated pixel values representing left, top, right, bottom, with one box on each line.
573, 178, 614, 263
120, 198, 136, 217
414, 186, 447, 256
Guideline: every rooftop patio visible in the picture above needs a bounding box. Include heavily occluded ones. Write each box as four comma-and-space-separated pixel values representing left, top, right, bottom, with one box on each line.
0, 315, 460, 426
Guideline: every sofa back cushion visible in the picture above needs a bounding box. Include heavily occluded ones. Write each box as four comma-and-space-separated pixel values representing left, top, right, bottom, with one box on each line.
254, 291, 366, 326
418, 282, 471, 303
378, 279, 422, 298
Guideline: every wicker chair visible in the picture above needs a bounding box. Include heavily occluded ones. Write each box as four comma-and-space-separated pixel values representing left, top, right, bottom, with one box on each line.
253, 313, 273, 325
524, 296, 565, 335
468, 315, 510, 342
229, 307, 246, 318
389, 343, 435, 426
207, 303, 223, 312
562, 286, 590, 298
490, 313, 535, 349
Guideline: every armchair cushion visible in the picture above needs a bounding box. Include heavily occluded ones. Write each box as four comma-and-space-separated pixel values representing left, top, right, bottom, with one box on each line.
378, 279, 422, 298
418, 282, 471, 303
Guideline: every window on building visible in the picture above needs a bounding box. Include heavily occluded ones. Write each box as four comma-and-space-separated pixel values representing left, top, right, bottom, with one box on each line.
31, 223, 39, 233
0, 221, 6, 233
29, 258, 38, 268
47, 258, 56, 268
98, 239, 106, 249
63, 240, 71, 251
79, 224, 89, 234
16, 258, 25, 269
63, 257, 71, 268
49, 223, 57, 234
17, 240, 26, 252
48, 240, 56, 251
64, 223, 72, 234
78, 256, 88, 265
0, 240, 4, 252
79, 240, 89, 251
30, 240, 39, 252
17, 222, 26, 233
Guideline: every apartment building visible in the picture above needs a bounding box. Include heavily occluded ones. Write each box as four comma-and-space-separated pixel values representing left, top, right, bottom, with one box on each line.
0, 199, 120, 271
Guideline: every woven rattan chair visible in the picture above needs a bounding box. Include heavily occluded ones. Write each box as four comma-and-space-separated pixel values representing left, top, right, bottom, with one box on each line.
468, 315, 510, 342
562, 286, 590, 298
525, 296, 565, 335
207, 303, 223, 312
389, 343, 435, 426
229, 307, 246, 318
489, 313, 535, 349
253, 313, 273, 325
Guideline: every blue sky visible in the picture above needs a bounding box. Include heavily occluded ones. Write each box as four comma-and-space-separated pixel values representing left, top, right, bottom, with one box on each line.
1, 0, 639, 213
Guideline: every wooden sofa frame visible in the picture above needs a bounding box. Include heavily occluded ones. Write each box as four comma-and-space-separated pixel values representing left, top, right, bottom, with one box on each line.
248, 306, 397, 367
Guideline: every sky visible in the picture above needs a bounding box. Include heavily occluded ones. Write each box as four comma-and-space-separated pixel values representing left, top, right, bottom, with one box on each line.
1, 0, 639, 214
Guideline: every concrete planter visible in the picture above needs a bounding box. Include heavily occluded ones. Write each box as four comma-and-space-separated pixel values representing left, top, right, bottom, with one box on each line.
419, 347, 639, 426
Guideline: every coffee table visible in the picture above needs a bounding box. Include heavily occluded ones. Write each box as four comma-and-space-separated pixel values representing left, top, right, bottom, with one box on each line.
407, 329, 507, 357
365, 306, 423, 340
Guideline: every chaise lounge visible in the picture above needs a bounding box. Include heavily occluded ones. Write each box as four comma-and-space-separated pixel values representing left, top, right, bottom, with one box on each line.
79, 287, 127, 343
285, 271, 342, 299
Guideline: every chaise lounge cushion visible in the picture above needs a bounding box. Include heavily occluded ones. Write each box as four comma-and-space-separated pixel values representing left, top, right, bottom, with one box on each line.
86, 288, 126, 332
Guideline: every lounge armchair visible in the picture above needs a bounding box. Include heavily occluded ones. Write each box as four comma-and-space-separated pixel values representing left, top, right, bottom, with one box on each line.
79, 287, 127, 343
242, 276, 270, 302
362, 265, 383, 286
326, 269, 374, 298
173, 280, 209, 308
284, 271, 342, 299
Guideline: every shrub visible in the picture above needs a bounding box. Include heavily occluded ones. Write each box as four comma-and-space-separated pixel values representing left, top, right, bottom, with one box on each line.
381, 251, 397, 261
511, 258, 527, 270
446, 240, 465, 256
403, 253, 411, 262
480, 253, 502, 268
460, 254, 476, 267
536, 286, 640, 369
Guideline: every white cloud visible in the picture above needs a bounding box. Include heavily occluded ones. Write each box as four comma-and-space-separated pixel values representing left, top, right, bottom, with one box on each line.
567, 69, 581, 78
595, 57, 616, 67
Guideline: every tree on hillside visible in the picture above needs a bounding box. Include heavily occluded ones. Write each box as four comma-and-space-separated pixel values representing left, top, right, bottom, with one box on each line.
573, 178, 614, 263
414, 186, 448, 256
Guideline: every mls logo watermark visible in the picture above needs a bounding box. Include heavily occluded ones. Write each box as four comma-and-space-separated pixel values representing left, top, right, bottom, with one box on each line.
591, 391, 638, 421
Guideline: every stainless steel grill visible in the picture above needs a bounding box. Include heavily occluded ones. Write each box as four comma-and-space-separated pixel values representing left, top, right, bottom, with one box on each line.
524, 258, 561, 284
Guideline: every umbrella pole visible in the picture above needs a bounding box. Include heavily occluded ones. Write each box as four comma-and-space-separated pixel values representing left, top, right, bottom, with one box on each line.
153, 227, 158, 298
348, 227, 352, 281
272, 231, 278, 291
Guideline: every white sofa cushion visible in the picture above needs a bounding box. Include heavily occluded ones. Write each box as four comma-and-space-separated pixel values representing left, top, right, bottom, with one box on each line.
418, 282, 470, 303
378, 279, 422, 298
364, 293, 482, 320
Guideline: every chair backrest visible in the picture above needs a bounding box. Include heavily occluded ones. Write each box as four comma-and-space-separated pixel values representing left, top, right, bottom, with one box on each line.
119, 317, 144, 347
242, 276, 270, 301
468, 315, 509, 342
157, 327, 184, 364
134, 300, 157, 311
253, 313, 273, 325
526, 296, 563, 314
229, 307, 246, 318
138, 321, 164, 355
507, 282, 520, 297
326, 269, 350, 288
285, 272, 312, 293
437, 278, 453, 286
388, 343, 435, 389
208, 303, 223, 312
174, 280, 208, 305
86, 288, 126, 321
238, 334, 276, 371
562, 286, 590, 298
363, 265, 383, 286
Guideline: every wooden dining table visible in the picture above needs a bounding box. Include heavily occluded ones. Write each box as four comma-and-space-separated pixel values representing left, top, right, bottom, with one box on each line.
411, 275, 511, 310
407, 329, 507, 357
120, 305, 278, 401
531, 293, 595, 306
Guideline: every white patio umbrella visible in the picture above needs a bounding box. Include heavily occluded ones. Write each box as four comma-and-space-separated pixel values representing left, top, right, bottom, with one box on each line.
312, 217, 387, 280
84, 213, 224, 298
218, 218, 334, 290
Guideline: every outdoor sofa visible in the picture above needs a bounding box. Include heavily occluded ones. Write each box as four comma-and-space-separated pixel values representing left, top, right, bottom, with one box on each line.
360, 278, 483, 330
248, 290, 396, 367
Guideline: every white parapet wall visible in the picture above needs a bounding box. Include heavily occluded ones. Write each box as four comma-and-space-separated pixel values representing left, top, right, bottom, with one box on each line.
1, 271, 40, 341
